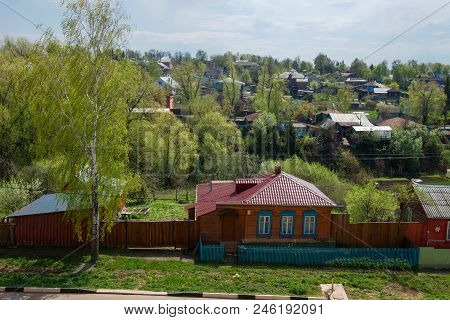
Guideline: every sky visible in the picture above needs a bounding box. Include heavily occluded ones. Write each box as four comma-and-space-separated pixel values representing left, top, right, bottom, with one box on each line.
1, 0, 450, 65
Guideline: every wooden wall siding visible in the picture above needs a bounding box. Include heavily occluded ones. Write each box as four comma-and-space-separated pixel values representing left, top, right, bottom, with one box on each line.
331, 214, 426, 248
425, 220, 450, 249
198, 205, 333, 243
10, 213, 199, 249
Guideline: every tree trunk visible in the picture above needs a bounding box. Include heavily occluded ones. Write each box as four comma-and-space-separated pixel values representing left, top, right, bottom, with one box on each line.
91, 169, 99, 263
90, 117, 100, 264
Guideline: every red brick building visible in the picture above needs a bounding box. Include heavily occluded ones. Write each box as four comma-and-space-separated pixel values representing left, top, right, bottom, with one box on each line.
187, 167, 336, 252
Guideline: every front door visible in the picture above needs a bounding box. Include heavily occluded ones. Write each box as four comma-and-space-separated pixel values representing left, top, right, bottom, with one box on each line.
221, 214, 236, 241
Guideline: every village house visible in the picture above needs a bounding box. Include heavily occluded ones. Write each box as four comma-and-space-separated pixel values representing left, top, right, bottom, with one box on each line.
319, 112, 392, 141
157, 56, 173, 70
401, 183, 450, 249
186, 167, 336, 252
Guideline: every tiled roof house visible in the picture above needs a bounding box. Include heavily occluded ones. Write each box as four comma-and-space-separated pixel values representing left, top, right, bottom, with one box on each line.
187, 167, 336, 251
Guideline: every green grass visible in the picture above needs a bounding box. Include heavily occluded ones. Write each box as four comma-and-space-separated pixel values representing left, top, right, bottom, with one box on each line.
127, 200, 189, 221
419, 175, 450, 186
0, 252, 449, 299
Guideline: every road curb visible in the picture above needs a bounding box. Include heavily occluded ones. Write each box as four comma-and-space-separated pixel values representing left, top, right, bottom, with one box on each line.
2, 287, 314, 300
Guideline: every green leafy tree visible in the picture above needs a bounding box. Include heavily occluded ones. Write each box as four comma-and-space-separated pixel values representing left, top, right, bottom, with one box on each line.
335, 85, 355, 112
345, 182, 399, 222
191, 112, 244, 181
240, 69, 252, 85
222, 57, 241, 111
0, 38, 38, 178
388, 128, 423, 176
248, 111, 278, 159
30, 0, 132, 263
254, 59, 286, 118
392, 60, 420, 90
349, 58, 370, 78
406, 81, 446, 125
0, 175, 43, 219
195, 49, 208, 62
335, 149, 370, 184
372, 60, 389, 81
172, 60, 205, 102
131, 113, 198, 188
314, 53, 335, 75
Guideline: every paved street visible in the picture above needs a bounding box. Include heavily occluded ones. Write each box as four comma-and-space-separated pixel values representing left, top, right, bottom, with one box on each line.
0, 292, 203, 300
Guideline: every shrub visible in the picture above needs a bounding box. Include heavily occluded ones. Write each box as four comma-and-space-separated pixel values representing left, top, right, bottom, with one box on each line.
345, 182, 399, 222
0, 175, 43, 219
289, 283, 308, 296
325, 258, 412, 270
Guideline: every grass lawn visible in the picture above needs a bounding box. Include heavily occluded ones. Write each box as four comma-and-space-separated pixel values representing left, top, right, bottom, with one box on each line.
0, 251, 449, 299
127, 200, 189, 221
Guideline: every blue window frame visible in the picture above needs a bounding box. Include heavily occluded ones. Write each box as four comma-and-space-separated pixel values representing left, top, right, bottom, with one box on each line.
280, 211, 295, 238
257, 210, 272, 237
302, 210, 317, 238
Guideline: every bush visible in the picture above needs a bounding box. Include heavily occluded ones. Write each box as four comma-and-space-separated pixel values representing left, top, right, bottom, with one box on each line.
325, 258, 412, 270
0, 175, 43, 219
289, 283, 308, 296
443, 149, 450, 167
345, 182, 398, 222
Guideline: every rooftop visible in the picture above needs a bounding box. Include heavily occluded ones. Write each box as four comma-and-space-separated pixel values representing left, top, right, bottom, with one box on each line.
9, 193, 86, 218
191, 170, 336, 217
413, 184, 450, 219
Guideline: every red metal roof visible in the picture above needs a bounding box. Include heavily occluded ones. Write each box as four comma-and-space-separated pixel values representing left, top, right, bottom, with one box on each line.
192, 172, 336, 217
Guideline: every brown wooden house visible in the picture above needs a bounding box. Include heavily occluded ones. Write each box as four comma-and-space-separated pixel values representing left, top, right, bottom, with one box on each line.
186, 167, 336, 252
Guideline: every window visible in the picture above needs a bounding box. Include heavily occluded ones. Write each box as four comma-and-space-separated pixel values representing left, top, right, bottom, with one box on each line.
447, 222, 450, 241
257, 211, 272, 236
280, 211, 295, 237
302, 211, 317, 237
406, 207, 413, 222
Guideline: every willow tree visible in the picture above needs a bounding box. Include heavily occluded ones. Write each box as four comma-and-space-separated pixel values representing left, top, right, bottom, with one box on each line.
31, 0, 131, 263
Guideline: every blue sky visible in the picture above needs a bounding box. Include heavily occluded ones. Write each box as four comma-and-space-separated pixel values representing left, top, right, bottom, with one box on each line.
1, 0, 450, 64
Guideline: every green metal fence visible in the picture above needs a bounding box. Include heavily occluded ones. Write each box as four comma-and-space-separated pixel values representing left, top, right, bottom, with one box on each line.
198, 241, 225, 262
237, 245, 419, 267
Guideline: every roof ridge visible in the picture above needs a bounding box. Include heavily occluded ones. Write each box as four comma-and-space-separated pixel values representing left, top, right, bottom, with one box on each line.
282, 172, 334, 205
239, 174, 280, 203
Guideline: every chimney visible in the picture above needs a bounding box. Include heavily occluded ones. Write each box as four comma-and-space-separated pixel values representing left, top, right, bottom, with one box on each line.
208, 180, 213, 193
274, 165, 282, 175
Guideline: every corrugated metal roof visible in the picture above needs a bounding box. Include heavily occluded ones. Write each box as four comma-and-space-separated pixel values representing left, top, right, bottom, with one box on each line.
8, 193, 79, 217
414, 184, 450, 219
329, 113, 373, 127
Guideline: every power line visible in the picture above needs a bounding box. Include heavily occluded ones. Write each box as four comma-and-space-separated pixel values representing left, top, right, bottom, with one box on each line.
363, 1, 450, 61
0, 0, 45, 31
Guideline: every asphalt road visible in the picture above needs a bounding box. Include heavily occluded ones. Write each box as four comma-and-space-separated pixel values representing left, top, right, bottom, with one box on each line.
0, 292, 203, 300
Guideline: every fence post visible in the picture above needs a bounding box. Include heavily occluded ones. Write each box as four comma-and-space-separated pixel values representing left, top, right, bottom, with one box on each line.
125, 220, 128, 249
173, 220, 176, 250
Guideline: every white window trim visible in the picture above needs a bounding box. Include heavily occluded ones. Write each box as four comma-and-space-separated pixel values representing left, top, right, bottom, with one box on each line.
258, 215, 271, 235
281, 216, 293, 235
303, 216, 316, 235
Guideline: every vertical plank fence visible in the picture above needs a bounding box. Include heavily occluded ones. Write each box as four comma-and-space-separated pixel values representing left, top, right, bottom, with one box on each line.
9, 213, 199, 249
331, 214, 425, 248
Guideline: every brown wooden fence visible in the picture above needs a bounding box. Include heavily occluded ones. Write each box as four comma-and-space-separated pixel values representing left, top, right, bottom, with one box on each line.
331, 214, 426, 248
10, 213, 199, 249
0, 223, 13, 247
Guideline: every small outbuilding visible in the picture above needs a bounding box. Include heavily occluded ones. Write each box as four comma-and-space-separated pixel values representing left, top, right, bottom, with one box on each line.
401, 184, 450, 248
